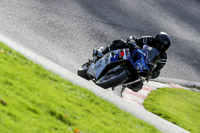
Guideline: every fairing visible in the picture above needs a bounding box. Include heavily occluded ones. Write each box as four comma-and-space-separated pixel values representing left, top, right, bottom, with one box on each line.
87, 45, 160, 80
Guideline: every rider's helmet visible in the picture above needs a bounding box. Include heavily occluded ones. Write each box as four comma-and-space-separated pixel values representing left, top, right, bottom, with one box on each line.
155, 32, 172, 53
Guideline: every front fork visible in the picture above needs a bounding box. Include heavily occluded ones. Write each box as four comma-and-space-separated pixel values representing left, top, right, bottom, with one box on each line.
92, 46, 104, 63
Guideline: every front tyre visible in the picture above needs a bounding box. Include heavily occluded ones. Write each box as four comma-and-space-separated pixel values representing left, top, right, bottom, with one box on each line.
96, 68, 129, 89
77, 62, 92, 80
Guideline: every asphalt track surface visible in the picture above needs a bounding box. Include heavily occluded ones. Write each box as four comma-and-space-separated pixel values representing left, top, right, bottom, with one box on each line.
0, 0, 200, 82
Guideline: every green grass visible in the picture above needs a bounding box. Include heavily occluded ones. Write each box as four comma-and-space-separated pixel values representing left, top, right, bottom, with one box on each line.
143, 87, 200, 133
0, 42, 160, 133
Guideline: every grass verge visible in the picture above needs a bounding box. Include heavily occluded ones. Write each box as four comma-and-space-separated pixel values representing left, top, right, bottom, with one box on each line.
143, 87, 200, 133
0, 42, 160, 133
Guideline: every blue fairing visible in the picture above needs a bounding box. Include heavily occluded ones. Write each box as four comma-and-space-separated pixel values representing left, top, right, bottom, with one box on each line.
87, 46, 159, 80
129, 48, 150, 72
110, 53, 119, 62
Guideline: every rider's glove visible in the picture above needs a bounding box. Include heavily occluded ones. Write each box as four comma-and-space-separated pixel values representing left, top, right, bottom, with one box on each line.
127, 40, 137, 48
127, 36, 137, 48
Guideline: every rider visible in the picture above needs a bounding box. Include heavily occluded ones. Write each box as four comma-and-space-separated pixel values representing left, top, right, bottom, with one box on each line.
93, 32, 172, 91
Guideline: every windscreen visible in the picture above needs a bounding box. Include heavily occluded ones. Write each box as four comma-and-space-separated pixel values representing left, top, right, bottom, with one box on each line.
142, 45, 160, 64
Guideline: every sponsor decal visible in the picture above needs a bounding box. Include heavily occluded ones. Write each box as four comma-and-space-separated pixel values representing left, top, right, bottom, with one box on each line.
120, 51, 124, 58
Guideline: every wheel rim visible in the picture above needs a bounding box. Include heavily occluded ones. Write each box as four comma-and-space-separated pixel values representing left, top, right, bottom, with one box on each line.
98, 69, 124, 83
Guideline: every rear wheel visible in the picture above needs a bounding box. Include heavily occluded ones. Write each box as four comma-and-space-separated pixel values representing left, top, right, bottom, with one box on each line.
96, 66, 129, 89
127, 81, 144, 92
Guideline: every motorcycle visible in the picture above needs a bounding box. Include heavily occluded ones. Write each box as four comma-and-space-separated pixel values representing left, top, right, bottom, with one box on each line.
77, 44, 160, 90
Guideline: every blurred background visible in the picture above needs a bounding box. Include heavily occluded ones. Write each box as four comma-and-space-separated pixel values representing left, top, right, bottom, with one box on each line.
0, 0, 199, 82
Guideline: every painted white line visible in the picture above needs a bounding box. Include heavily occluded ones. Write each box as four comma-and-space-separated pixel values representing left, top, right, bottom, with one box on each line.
145, 81, 170, 88
156, 77, 200, 90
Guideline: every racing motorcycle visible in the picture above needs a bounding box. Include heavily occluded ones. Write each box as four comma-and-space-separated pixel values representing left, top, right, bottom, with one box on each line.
77, 45, 160, 89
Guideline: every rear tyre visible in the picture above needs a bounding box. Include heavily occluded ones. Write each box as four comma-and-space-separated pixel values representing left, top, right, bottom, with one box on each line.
96, 66, 129, 89
127, 81, 144, 92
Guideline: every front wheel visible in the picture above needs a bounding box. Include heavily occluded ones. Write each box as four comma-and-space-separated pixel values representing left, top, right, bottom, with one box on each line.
96, 67, 130, 89
77, 62, 92, 80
